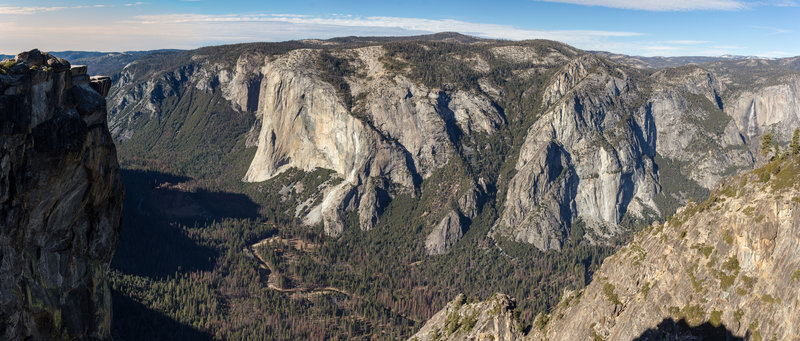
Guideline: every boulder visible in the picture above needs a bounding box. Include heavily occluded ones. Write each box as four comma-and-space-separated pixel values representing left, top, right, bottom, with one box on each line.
16, 49, 70, 72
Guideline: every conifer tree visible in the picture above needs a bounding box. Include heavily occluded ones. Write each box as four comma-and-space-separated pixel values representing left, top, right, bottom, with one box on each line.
791, 128, 800, 156
761, 133, 774, 158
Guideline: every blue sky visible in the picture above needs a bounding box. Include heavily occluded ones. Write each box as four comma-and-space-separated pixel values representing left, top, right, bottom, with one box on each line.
1, 0, 798, 57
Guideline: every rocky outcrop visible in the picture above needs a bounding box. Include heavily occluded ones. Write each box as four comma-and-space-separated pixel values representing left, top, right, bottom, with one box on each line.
530, 158, 800, 340
425, 210, 464, 255
238, 47, 501, 235
424, 181, 485, 255
417, 158, 800, 340
648, 66, 754, 189
495, 56, 660, 250
496, 139, 578, 250
457, 183, 483, 222
15, 49, 71, 72
240, 49, 418, 235
106, 43, 503, 241
0, 51, 123, 340
496, 55, 800, 251
729, 76, 800, 144
409, 293, 524, 341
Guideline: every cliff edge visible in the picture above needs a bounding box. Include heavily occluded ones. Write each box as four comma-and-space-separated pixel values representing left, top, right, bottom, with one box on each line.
530, 155, 800, 340
1, 50, 123, 340
414, 154, 800, 340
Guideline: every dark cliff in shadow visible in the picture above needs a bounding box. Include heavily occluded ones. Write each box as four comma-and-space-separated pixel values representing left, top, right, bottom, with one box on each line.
633, 318, 744, 341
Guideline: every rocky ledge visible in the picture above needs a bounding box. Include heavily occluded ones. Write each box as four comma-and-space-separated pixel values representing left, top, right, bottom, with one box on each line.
531, 156, 800, 340
409, 293, 524, 341
1, 50, 123, 340
415, 155, 800, 340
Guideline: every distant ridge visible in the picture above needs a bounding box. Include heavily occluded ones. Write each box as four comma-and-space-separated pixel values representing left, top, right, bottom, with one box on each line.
324, 31, 486, 44
590, 51, 759, 69
6, 33, 800, 77
1, 49, 182, 76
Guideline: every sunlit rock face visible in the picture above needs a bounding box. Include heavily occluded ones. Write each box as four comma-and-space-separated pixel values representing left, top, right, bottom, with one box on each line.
530, 162, 800, 340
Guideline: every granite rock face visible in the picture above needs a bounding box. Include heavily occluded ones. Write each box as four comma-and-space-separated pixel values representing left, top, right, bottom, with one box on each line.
15, 49, 71, 72
425, 210, 464, 256
108, 45, 500, 238
423, 181, 486, 256
409, 293, 524, 341
242, 47, 503, 236
106, 38, 800, 252
495, 55, 800, 250
647, 66, 753, 189
240, 49, 417, 235
420, 158, 800, 340
728, 76, 800, 148
494, 56, 659, 250
0, 51, 123, 340
529, 159, 800, 340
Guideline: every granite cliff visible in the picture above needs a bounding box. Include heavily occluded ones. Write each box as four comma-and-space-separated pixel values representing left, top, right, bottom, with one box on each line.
87, 34, 800, 339
529, 156, 800, 340
493, 55, 660, 250
414, 156, 800, 340
0, 50, 123, 340
106, 35, 800, 253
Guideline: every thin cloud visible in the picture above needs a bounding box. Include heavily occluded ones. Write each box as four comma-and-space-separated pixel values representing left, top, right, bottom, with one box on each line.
771, 0, 799, 6
666, 40, 710, 45
130, 13, 643, 41
1, 10, 796, 58
0, 6, 68, 15
533, 0, 747, 11
751, 25, 792, 35
1, 12, 641, 54
0, 5, 107, 15
589, 40, 750, 57
758, 50, 792, 58
642, 45, 684, 52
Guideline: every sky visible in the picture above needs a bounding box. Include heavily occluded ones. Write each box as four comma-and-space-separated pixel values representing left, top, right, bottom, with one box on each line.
1, 0, 799, 57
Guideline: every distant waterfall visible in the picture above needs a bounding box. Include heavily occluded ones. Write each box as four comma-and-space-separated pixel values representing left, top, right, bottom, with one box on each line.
747, 99, 758, 139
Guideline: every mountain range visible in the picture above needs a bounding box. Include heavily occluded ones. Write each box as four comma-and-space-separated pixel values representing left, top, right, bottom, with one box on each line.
105, 32, 800, 252
5, 32, 800, 340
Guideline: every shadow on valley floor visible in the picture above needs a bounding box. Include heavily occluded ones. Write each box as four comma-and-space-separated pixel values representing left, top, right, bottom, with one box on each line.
112, 290, 215, 341
112, 169, 260, 279
633, 318, 744, 341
